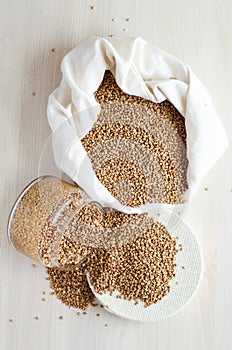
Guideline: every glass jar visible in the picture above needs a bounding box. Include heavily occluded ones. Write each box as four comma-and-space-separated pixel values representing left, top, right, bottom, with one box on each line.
8, 176, 102, 268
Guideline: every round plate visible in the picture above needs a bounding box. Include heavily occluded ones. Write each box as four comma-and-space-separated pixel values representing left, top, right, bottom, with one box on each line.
87, 209, 203, 322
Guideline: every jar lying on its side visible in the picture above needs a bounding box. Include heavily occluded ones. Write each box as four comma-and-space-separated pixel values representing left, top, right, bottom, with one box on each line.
8, 176, 101, 269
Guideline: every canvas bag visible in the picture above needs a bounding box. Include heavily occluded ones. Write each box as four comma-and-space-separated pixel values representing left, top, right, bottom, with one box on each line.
47, 36, 228, 214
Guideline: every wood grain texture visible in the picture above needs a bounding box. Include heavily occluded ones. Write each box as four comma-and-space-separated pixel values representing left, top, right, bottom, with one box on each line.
0, 1, 231, 349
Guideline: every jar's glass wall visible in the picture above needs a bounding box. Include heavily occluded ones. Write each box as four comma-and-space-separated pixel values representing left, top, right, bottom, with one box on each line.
8, 176, 87, 267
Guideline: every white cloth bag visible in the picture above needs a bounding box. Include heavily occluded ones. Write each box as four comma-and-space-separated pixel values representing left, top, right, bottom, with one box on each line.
47, 36, 228, 214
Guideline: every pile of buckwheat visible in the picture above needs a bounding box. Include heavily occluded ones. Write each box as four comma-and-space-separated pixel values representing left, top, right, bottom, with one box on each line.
47, 208, 180, 310
47, 264, 95, 310
82, 71, 188, 207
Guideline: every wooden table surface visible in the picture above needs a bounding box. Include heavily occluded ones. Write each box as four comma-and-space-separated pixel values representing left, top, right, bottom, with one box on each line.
0, 1, 231, 349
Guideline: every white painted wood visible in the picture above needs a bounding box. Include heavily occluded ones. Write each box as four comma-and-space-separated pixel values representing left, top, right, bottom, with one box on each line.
0, 0, 231, 349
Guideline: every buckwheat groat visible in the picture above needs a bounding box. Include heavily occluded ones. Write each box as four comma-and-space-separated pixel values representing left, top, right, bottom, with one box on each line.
47, 210, 179, 310
82, 71, 188, 207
